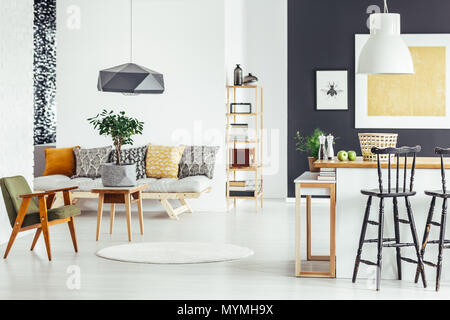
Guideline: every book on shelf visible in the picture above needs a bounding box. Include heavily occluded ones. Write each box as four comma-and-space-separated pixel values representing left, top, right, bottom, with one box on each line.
319, 172, 336, 177
228, 181, 262, 197
317, 176, 336, 181
319, 168, 336, 172
230, 123, 248, 128
229, 180, 246, 187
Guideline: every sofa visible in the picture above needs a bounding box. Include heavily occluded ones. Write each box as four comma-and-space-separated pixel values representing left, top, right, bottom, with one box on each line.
34, 145, 218, 220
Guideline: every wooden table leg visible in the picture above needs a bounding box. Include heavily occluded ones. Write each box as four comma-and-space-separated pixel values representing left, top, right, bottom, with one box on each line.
306, 195, 312, 261
330, 184, 336, 277
137, 191, 144, 235
124, 192, 132, 242
96, 193, 104, 241
110, 203, 115, 234
295, 183, 301, 277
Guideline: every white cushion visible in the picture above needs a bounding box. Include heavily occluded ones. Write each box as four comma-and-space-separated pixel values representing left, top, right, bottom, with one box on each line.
34, 175, 212, 193
138, 176, 212, 193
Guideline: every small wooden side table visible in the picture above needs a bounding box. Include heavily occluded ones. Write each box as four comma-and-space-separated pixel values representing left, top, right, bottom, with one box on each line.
92, 184, 148, 242
294, 172, 336, 278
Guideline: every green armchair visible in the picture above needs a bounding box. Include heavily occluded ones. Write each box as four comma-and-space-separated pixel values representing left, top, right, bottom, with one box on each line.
0, 176, 81, 261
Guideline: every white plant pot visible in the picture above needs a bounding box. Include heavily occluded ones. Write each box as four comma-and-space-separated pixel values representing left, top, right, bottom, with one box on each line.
101, 163, 137, 187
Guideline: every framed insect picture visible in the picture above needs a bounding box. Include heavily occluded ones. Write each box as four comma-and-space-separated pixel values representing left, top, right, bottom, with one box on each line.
316, 70, 348, 110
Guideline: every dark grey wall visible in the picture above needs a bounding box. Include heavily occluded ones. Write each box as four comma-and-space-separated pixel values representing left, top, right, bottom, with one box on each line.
288, 0, 450, 197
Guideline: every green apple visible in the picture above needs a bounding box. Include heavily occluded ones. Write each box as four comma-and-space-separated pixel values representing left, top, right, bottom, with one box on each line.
347, 151, 357, 161
337, 150, 348, 161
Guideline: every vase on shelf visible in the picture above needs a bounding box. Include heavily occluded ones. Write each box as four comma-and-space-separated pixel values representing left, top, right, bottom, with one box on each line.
234, 64, 243, 86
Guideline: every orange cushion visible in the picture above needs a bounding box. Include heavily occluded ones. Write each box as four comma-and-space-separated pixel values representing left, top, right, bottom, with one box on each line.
43, 147, 79, 177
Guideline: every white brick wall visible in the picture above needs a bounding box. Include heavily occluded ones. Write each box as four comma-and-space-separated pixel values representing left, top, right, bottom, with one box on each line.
0, 0, 34, 243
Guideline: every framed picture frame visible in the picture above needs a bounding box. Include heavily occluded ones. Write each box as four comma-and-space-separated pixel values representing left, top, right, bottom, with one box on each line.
230, 103, 252, 114
316, 70, 348, 110
355, 34, 450, 129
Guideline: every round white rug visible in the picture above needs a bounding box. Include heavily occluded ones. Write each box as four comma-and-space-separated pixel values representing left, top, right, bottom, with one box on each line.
96, 242, 254, 264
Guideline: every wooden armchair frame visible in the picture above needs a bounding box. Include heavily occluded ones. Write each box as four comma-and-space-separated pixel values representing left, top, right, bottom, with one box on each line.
4, 186, 79, 261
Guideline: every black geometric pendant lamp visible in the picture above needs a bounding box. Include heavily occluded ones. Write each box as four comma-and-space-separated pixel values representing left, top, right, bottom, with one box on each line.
97, 0, 164, 95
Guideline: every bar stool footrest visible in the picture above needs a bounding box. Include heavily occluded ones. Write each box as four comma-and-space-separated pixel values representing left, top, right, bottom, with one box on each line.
400, 256, 418, 264
383, 242, 416, 248
430, 221, 441, 227
423, 260, 437, 268
360, 259, 377, 266
364, 238, 396, 243
425, 240, 450, 244
398, 219, 410, 225
367, 220, 379, 226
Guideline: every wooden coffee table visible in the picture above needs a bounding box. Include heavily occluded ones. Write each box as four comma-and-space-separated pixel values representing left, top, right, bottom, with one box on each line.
92, 184, 148, 242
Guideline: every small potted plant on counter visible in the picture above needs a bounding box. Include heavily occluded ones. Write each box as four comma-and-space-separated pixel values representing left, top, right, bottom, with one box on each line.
88, 109, 144, 187
295, 128, 326, 172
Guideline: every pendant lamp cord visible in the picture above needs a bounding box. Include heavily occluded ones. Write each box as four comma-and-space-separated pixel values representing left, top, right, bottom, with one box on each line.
384, 0, 389, 13
130, 0, 133, 62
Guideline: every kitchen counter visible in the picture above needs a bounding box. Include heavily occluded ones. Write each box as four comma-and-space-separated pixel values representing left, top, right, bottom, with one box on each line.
310, 157, 450, 280
315, 156, 450, 169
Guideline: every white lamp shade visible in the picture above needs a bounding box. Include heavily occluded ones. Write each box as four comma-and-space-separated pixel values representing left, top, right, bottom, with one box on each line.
358, 13, 414, 75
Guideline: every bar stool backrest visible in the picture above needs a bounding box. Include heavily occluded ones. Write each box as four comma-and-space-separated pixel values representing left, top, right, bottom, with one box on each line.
371, 146, 422, 194
435, 147, 450, 193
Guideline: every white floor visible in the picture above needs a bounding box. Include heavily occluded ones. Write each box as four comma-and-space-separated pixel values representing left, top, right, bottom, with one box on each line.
0, 199, 448, 300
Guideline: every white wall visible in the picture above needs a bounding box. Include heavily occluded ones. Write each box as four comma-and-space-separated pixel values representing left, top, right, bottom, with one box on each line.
0, 0, 34, 243
225, 0, 287, 198
57, 0, 227, 211
57, 0, 287, 214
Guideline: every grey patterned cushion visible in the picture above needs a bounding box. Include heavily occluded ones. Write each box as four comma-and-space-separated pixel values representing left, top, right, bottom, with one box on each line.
178, 146, 219, 179
73, 146, 112, 178
109, 145, 147, 179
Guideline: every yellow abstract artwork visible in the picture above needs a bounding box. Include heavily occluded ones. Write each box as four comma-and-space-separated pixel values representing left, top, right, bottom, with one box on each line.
368, 46, 446, 117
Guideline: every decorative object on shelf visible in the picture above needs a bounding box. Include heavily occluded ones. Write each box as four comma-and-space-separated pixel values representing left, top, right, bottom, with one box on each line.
226, 85, 263, 211
230, 148, 255, 168
358, 133, 398, 161
229, 123, 249, 142
243, 73, 258, 85
88, 110, 144, 186
316, 70, 348, 110
295, 128, 326, 172
356, 34, 450, 129
358, 0, 414, 75
230, 103, 252, 114
326, 134, 335, 160
97, 0, 164, 95
234, 64, 243, 86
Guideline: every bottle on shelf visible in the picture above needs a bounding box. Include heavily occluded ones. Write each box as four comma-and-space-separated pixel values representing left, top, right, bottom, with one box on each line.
234, 64, 243, 86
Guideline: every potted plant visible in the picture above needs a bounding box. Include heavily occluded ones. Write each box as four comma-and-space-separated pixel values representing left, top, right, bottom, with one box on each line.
294, 128, 326, 172
88, 110, 144, 187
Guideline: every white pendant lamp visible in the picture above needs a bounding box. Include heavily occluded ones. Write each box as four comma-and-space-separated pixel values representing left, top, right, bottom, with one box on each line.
358, 0, 414, 75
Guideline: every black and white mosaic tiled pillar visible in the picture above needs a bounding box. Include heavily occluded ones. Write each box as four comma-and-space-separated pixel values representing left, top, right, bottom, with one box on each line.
33, 0, 56, 145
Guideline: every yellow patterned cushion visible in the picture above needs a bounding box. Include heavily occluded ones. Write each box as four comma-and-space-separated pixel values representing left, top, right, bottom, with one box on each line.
145, 144, 185, 179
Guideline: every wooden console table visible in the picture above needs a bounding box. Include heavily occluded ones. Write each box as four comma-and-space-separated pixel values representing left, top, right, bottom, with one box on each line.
92, 184, 148, 242
294, 172, 336, 278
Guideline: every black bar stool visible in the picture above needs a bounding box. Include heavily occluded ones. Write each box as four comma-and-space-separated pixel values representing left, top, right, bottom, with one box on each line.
352, 146, 427, 290
415, 147, 450, 291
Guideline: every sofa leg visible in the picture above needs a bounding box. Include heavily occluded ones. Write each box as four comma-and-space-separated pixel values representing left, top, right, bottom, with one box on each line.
160, 199, 192, 220
179, 199, 193, 214
160, 199, 179, 220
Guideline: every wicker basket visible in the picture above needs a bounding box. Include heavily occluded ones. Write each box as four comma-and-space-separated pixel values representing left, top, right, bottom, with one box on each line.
358, 133, 398, 161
